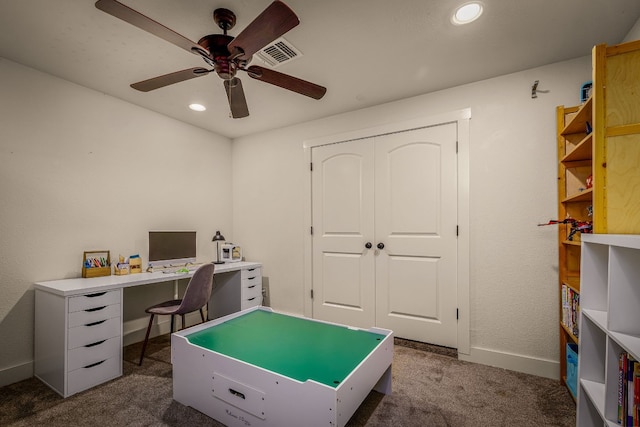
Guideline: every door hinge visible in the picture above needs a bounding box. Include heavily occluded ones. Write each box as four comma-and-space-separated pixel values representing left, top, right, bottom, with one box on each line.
456, 225, 459, 236
310, 226, 313, 235
311, 289, 314, 299
456, 308, 459, 320
456, 140, 459, 153
310, 162, 313, 171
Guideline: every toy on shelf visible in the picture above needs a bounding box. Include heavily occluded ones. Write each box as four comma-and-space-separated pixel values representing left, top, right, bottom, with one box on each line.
538, 218, 593, 241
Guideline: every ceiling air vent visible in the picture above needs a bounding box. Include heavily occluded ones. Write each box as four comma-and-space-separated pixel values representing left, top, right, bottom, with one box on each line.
256, 37, 302, 68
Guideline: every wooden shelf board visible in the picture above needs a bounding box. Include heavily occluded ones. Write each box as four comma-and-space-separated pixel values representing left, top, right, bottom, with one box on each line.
562, 133, 593, 163
562, 276, 580, 292
560, 322, 579, 343
561, 97, 593, 135
562, 240, 582, 247
562, 188, 593, 203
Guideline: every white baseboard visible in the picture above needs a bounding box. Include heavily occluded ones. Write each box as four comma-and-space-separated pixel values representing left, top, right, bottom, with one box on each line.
458, 346, 559, 380
0, 361, 33, 387
2, 313, 206, 387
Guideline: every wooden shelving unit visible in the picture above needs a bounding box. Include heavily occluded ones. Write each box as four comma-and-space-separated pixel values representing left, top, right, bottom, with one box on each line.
576, 39, 640, 426
557, 99, 593, 400
557, 39, 640, 421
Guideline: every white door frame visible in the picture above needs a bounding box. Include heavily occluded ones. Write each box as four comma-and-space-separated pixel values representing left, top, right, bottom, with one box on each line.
303, 109, 471, 355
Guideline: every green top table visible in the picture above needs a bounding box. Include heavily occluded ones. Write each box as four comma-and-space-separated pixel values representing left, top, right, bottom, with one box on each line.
185, 309, 386, 388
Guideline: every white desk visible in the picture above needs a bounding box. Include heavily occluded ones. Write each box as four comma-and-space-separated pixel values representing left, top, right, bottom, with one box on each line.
34, 261, 262, 397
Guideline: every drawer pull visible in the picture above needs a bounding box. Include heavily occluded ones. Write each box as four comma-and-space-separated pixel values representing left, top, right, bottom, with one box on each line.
84, 360, 106, 369
85, 319, 107, 327
248, 297, 256, 301
229, 388, 246, 400
248, 285, 256, 289
85, 340, 106, 348
84, 306, 107, 312
247, 268, 256, 272
85, 292, 107, 298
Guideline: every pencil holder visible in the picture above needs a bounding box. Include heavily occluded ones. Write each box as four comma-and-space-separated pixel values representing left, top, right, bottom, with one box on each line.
82, 250, 111, 278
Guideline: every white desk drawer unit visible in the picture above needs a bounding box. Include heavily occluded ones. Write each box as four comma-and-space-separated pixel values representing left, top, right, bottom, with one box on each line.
34, 288, 123, 398
241, 266, 262, 310
66, 290, 122, 396
34, 261, 262, 397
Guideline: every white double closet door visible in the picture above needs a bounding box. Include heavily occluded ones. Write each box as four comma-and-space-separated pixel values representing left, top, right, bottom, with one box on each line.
311, 123, 458, 348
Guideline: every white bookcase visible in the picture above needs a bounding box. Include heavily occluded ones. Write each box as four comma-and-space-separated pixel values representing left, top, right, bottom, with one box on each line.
577, 234, 640, 426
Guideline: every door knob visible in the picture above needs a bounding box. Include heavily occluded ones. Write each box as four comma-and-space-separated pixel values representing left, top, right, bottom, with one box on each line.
377, 243, 385, 249
365, 242, 372, 249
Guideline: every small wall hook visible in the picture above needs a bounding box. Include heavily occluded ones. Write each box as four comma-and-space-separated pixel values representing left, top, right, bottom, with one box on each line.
531, 80, 549, 99
531, 80, 539, 98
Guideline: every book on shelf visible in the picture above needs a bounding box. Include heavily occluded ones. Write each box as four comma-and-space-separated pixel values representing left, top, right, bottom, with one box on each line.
635, 362, 640, 426
561, 284, 580, 338
617, 351, 638, 426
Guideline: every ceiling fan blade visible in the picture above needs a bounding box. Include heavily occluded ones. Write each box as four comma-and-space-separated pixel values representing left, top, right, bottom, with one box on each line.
95, 0, 207, 57
246, 66, 326, 100
224, 78, 250, 118
227, 1, 299, 60
131, 67, 210, 92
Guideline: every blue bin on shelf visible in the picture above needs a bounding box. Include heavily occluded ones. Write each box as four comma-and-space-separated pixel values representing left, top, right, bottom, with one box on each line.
566, 343, 578, 397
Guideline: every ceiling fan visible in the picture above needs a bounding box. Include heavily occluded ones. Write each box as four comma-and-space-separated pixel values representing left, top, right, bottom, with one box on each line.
94, 0, 326, 118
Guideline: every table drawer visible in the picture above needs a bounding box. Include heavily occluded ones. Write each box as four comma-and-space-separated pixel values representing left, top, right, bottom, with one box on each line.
68, 336, 121, 372
241, 267, 261, 281
68, 316, 121, 350
69, 290, 121, 313
68, 304, 120, 328
67, 355, 120, 396
241, 294, 262, 311
242, 283, 262, 300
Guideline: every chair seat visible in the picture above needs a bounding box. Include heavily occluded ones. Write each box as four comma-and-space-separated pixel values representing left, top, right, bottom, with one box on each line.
145, 299, 182, 315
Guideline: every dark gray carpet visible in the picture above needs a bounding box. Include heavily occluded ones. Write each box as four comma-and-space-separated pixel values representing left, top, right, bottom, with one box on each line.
1, 336, 575, 426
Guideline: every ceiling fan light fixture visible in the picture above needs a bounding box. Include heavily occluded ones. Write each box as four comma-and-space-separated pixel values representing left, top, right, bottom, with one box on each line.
452, 2, 483, 25
189, 103, 207, 112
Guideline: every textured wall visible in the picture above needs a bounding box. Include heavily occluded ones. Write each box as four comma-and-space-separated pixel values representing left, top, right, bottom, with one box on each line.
232, 56, 592, 377
0, 59, 232, 385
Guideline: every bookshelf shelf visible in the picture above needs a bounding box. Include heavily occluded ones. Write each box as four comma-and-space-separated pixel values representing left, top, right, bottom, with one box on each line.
577, 234, 640, 426
560, 322, 578, 344
561, 133, 592, 163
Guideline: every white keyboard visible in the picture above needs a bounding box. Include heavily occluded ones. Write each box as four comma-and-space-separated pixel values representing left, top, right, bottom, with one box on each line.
160, 264, 201, 274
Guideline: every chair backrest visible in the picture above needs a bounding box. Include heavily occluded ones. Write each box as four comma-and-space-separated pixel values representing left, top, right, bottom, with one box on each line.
177, 263, 215, 315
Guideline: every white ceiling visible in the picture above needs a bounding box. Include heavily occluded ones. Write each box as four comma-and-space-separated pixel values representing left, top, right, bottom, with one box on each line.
1, 0, 639, 138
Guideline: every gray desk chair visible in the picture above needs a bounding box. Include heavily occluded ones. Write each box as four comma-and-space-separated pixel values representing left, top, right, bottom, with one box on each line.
139, 262, 215, 366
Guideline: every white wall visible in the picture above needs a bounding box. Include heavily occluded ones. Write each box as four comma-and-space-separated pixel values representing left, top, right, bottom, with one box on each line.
232, 56, 592, 378
624, 16, 640, 41
0, 58, 232, 386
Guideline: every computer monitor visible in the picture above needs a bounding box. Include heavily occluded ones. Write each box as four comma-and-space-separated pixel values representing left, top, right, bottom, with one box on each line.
148, 231, 196, 268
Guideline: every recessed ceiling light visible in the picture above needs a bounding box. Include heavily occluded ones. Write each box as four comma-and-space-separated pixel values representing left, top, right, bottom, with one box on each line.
452, 2, 483, 25
189, 103, 206, 112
